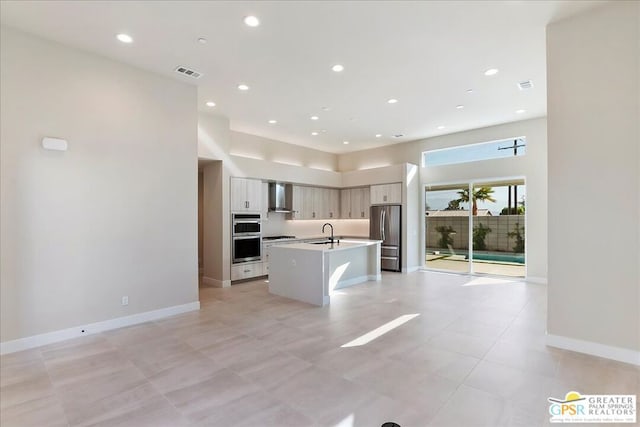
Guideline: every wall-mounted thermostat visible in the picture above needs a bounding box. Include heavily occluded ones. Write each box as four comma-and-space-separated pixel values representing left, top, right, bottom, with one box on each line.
42, 137, 68, 151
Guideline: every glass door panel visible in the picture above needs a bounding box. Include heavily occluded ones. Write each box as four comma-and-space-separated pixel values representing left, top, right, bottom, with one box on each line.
425, 184, 470, 273
470, 180, 526, 277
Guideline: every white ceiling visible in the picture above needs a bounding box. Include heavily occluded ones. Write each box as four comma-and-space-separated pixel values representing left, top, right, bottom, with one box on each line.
0, 1, 606, 154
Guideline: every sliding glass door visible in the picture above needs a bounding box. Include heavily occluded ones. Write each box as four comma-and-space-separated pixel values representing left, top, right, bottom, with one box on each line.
425, 180, 526, 277
425, 185, 470, 273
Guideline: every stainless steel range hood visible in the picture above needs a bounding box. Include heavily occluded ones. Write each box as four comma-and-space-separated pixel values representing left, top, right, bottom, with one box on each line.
268, 182, 293, 212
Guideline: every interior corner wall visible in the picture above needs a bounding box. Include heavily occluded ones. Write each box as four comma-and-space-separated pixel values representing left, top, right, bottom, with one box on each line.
0, 27, 199, 343
198, 113, 232, 285
546, 2, 640, 355
202, 161, 229, 286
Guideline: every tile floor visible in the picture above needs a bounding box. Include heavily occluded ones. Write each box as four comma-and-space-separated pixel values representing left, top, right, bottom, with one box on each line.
1, 271, 638, 427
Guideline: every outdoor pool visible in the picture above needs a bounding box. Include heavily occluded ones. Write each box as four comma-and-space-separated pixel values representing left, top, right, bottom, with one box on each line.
470, 253, 525, 264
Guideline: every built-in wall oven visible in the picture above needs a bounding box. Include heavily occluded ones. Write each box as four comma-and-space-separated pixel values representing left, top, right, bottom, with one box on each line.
232, 213, 262, 263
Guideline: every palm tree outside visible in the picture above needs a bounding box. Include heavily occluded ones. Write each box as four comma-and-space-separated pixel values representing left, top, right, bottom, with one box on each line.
456, 186, 496, 215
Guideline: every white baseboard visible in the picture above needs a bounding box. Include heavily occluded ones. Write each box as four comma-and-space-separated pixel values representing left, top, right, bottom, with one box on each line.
546, 333, 640, 366
202, 276, 231, 288
369, 274, 382, 281
402, 266, 421, 273
526, 276, 548, 284
0, 301, 200, 355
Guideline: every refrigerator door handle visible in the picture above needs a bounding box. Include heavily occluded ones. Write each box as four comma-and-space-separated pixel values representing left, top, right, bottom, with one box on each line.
381, 209, 386, 241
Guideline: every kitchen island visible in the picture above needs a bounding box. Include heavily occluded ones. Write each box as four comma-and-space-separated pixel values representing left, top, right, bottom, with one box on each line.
268, 239, 382, 306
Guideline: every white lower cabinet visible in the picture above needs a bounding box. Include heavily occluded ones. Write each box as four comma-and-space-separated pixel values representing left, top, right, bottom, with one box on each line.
231, 262, 263, 281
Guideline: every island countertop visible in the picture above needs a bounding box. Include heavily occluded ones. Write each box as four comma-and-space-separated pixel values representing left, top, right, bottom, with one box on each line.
273, 239, 382, 252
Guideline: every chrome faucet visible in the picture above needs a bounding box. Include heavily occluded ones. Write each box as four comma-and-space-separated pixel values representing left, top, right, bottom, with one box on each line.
322, 223, 334, 244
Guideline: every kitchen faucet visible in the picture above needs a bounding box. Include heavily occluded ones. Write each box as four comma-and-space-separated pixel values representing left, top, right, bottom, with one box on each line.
322, 223, 334, 244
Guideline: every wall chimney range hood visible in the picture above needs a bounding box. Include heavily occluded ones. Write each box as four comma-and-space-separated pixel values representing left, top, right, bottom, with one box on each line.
268, 182, 293, 212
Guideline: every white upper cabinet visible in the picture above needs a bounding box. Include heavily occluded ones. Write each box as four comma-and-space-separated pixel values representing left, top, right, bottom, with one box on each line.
291, 185, 304, 220
290, 186, 340, 220
340, 189, 351, 219
302, 186, 316, 219
370, 183, 402, 205
341, 187, 370, 219
328, 189, 340, 219
230, 177, 262, 212
351, 187, 370, 219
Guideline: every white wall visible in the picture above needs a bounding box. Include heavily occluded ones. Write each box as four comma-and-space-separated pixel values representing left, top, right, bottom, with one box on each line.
0, 27, 199, 343
230, 131, 338, 172
338, 118, 548, 280
547, 2, 639, 357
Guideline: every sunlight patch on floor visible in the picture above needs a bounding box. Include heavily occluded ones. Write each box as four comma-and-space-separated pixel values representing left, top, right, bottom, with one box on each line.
341, 314, 420, 348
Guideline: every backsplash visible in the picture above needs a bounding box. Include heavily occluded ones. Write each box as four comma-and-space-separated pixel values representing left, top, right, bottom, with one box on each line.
262, 213, 369, 238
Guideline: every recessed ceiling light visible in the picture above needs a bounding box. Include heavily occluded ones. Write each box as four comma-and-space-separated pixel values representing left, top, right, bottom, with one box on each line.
321, 129, 327, 133
331, 64, 344, 72
310, 115, 319, 120
321, 106, 331, 111
244, 16, 260, 27
484, 68, 499, 76
116, 33, 133, 43
268, 119, 277, 124
237, 84, 250, 91
197, 37, 208, 44
437, 125, 445, 130
205, 101, 216, 107
456, 105, 465, 109
392, 134, 404, 138
343, 141, 350, 145
466, 89, 474, 93
515, 109, 527, 114
375, 134, 382, 138
311, 132, 319, 136
387, 98, 398, 104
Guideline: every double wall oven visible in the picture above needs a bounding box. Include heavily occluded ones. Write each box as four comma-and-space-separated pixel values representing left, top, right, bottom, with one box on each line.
232, 213, 262, 263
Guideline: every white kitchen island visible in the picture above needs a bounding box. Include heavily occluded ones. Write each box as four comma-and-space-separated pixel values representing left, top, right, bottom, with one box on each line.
268, 239, 382, 306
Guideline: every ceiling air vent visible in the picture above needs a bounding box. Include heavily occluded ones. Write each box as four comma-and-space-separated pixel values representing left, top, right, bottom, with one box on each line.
518, 80, 534, 90
392, 134, 404, 138
174, 66, 203, 79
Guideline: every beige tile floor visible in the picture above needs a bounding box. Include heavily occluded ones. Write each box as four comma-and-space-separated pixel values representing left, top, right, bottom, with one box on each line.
1, 271, 638, 427
425, 257, 526, 277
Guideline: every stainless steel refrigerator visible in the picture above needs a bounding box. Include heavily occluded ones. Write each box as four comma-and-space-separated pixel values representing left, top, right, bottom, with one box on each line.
369, 205, 401, 272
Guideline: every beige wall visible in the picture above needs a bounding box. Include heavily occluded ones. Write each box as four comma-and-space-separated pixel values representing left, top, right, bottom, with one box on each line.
547, 2, 639, 353
230, 131, 339, 172
198, 171, 203, 268
0, 27, 199, 342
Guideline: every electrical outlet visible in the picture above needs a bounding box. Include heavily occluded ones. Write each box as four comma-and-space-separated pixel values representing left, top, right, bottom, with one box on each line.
121, 296, 129, 306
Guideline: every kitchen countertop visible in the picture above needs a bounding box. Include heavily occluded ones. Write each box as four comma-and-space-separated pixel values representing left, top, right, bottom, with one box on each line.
262, 235, 368, 243
270, 239, 381, 252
